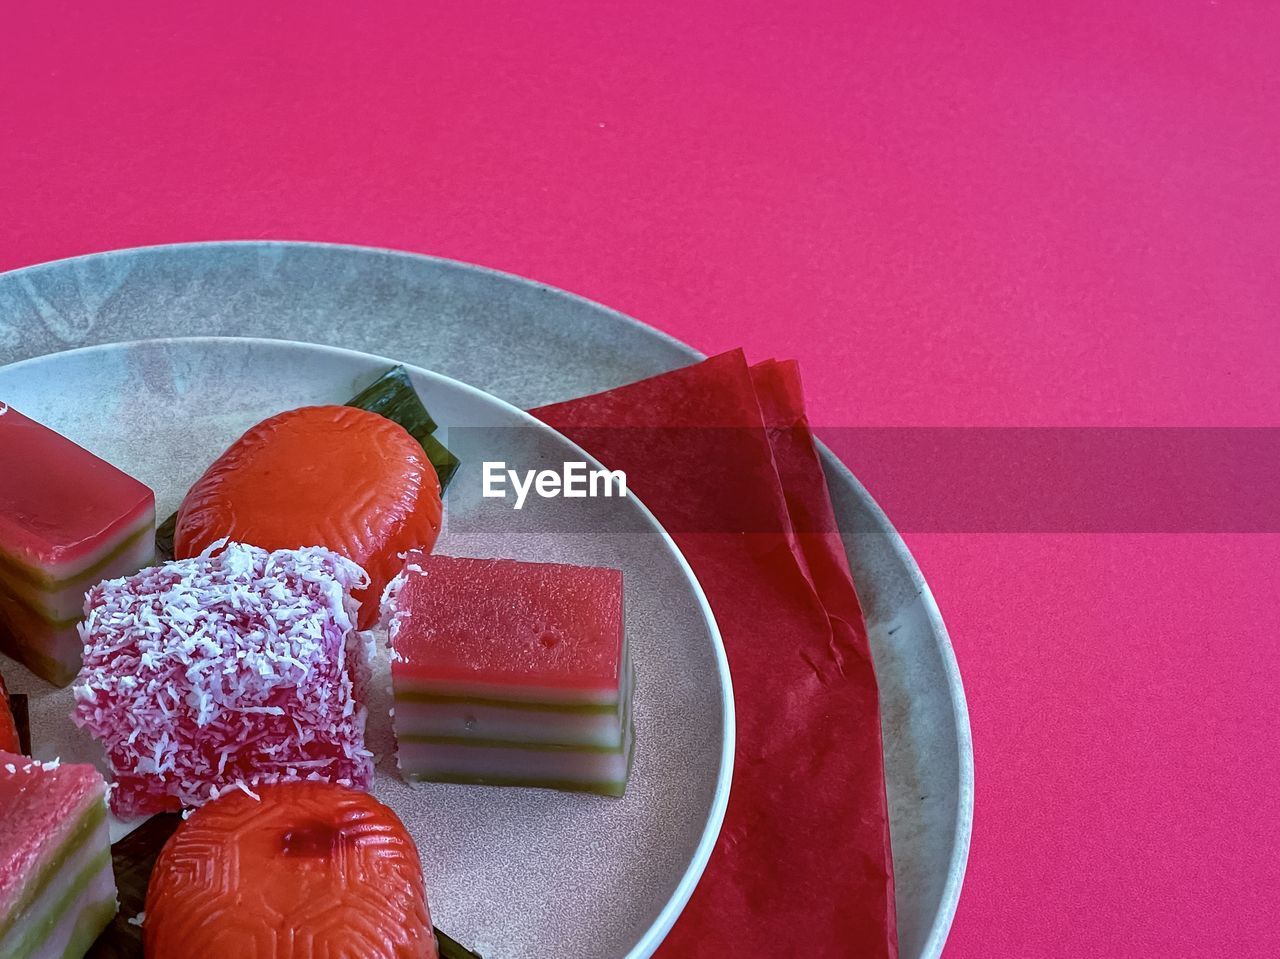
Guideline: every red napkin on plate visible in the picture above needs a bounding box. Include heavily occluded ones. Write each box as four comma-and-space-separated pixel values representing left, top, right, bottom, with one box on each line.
532, 350, 897, 958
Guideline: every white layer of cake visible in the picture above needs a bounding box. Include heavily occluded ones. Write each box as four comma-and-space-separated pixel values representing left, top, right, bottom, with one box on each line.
394, 661, 635, 748
0, 593, 83, 689
0, 814, 117, 959
0, 517, 155, 622
398, 718, 634, 793
392, 673, 624, 707
395, 698, 623, 748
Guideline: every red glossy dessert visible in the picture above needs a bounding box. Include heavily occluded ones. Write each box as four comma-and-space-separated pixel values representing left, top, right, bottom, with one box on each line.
173, 406, 442, 628
145, 781, 437, 959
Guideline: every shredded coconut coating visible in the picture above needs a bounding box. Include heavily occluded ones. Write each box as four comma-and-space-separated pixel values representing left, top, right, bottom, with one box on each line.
72, 540, 375, 817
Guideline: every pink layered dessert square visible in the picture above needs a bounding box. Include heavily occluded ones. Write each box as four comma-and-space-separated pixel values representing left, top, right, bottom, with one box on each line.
0, 752, 117, 959
0, 405, 155, 686
385, 553, 634, 796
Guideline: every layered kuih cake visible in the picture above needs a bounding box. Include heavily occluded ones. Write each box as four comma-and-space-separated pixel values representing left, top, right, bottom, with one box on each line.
385, 553, 635, 796
72, 541, 375, 818
0, 404, 155, 686
0, 752, 118, 959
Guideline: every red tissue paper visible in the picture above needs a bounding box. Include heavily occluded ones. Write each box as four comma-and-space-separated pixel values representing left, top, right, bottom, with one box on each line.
533, 350, 896, 958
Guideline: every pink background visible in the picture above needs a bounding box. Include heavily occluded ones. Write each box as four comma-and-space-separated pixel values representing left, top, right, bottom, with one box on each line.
3, 2, 1278, 955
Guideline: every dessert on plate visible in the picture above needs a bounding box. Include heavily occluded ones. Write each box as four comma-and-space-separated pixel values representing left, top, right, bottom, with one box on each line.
0, 751, 118, 959
385, 553, 635, 796
144, 780, 437, 959
71, 541, 375, 817
0, 404, 155, 686
173, 405, 442, 628
1, 366, 651, 959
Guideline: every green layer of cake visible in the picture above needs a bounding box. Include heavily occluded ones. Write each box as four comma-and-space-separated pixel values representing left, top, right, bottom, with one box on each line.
394, 657, 636, 754
402, 729, 637, 798
52, 896, 117, 959
0, 602, 81, 688
0, 517, 154, 594
393, 651, 633, 717
0, 802, 105, 942
393, 689, 622, 714
1, 848, 112, 959
397, 733, 627, 754
404, 770, 631, 797
0, 586, 81, 632
397, 675, 637, 797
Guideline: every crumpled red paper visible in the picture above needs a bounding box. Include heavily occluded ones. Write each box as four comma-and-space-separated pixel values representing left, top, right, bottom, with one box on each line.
533, 350, 897, 958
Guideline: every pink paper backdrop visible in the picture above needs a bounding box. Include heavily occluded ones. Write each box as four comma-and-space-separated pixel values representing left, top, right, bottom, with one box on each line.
3, 2, 1278, 955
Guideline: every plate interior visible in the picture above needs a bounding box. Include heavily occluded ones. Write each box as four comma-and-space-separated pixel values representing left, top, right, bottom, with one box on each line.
0, 338, 732, 959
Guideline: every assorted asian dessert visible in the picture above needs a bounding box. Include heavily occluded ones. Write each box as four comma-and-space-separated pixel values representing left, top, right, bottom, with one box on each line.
173, 405, 443, 628
386, 553, 634, 796
71, 542, 375, 818
0, 404, 155, 686
0, 751, 117, 959
145, 781, 437, 959
0, 366, 634, 957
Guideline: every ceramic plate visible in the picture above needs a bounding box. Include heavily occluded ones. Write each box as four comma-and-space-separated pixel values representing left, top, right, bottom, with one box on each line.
0, 337, 734, 959
0, 241, 973, 958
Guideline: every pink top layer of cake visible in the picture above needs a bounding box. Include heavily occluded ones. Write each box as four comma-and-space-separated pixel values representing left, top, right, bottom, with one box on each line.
0, 404, 154, 575
386, 553, 624, 692
0, 750, 105, 917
